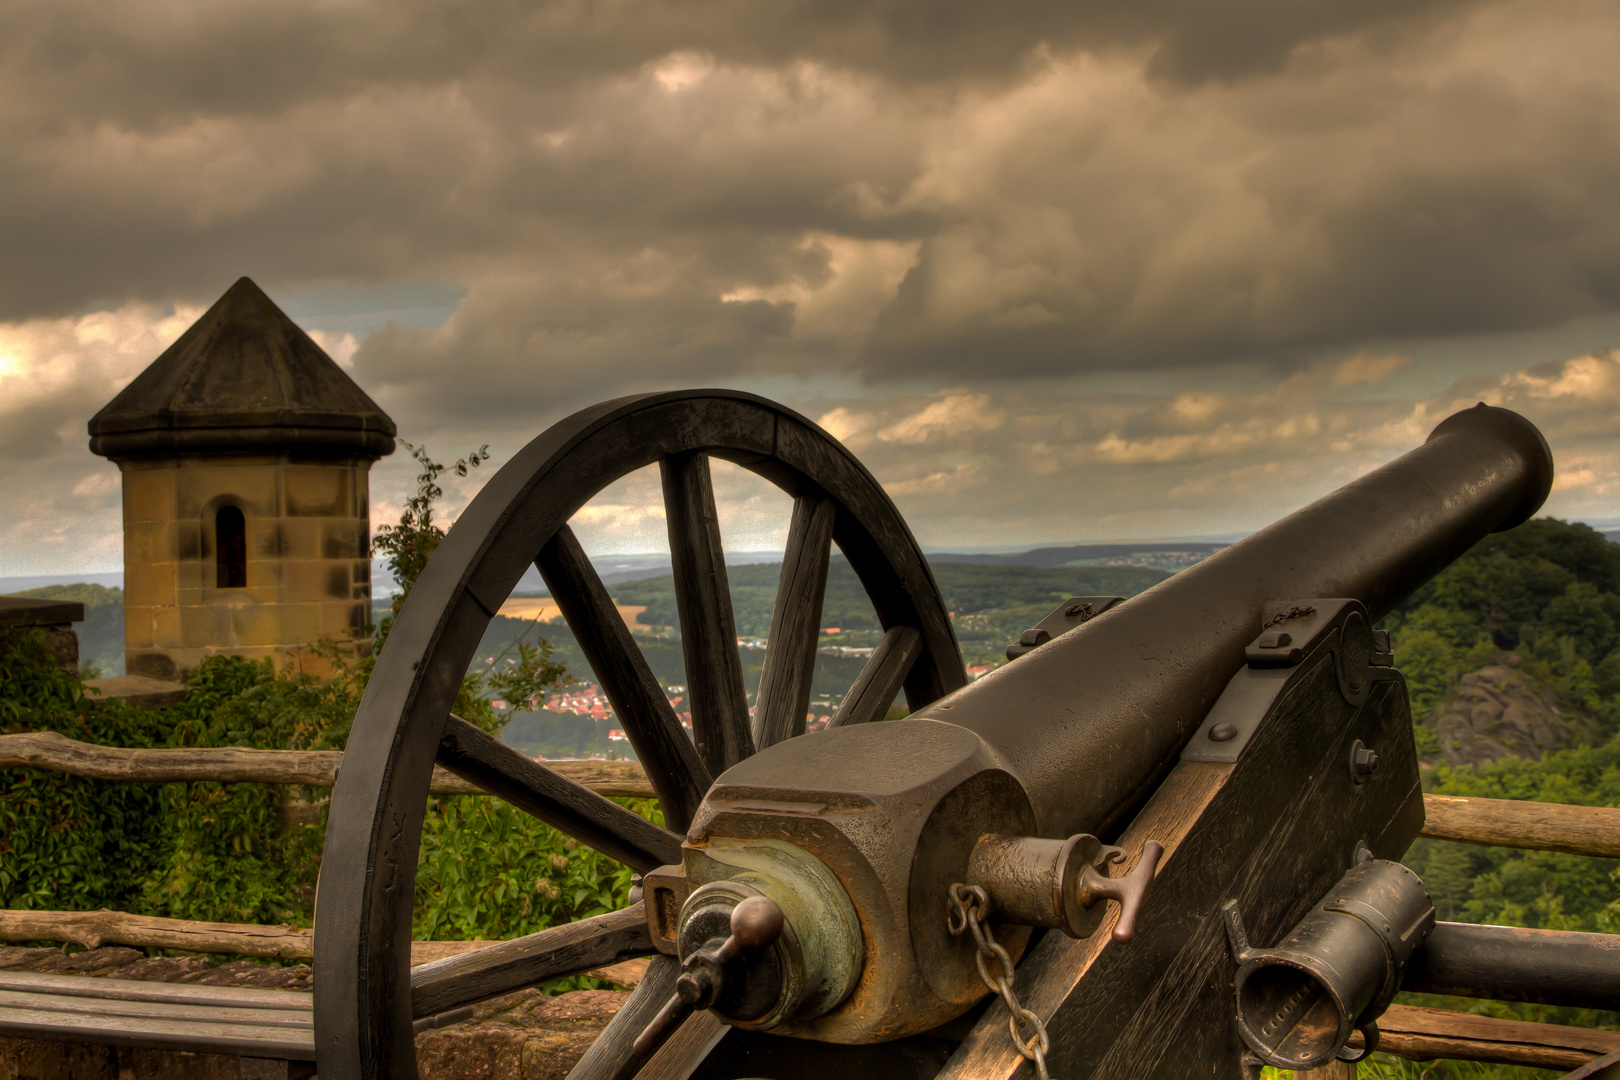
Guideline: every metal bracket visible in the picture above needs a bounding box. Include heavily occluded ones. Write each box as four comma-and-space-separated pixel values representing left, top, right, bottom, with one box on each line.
1222, 900, 1257, 965
641, 864, 694, 954
1005, 596, 1124, 661
1183, 598, 1400, 764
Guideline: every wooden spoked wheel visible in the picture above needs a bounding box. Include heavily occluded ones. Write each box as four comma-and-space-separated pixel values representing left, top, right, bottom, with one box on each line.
314, 390, 966, 1080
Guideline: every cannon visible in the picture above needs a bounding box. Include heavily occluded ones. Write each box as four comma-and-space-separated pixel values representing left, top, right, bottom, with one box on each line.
314, 390, 1609, 1080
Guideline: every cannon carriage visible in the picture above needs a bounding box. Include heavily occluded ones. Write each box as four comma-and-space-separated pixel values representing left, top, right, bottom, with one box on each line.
314, 390, 1618, 1080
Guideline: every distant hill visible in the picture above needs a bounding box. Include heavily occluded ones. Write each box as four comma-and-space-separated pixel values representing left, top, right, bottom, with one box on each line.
609, 560, 1169, 636
926, 542, 1226, 569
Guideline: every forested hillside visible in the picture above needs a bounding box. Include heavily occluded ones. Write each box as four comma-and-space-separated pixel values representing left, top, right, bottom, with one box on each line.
609, 560, 1168, 636
1386, 519, 1620, 1056
1387, 518, 1620, 730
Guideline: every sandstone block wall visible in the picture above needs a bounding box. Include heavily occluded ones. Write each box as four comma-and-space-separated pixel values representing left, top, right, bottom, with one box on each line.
119, 455, 375, 680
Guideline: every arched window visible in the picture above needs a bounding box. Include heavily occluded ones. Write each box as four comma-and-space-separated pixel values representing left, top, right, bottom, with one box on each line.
216, 506, 247, 588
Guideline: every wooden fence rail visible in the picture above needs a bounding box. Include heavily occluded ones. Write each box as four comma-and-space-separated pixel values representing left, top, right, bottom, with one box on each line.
6, 731, 1619, 856
0, 730, 652, 797
1421, 793, 1620, 859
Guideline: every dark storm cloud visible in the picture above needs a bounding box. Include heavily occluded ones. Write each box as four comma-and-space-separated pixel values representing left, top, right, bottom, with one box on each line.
1, 0, 1617, 394
0, 0, 1467, 129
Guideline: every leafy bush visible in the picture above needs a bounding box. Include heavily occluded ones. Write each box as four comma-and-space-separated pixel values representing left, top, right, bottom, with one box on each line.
415, 795, 657, 942
1, 629, 335, 925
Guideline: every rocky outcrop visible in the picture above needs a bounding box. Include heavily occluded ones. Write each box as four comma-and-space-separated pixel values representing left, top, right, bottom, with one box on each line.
1431, 660, 1596, 768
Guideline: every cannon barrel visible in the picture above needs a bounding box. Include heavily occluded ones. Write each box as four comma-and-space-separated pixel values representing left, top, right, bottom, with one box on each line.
654, 402, 1554, 1044
916, 403, 1553, 840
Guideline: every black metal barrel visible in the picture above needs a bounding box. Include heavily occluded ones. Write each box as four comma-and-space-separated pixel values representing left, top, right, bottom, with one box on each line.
913, 404, 1553, 840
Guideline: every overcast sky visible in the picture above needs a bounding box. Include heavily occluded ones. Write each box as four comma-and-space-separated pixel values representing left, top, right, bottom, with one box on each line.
3, 0, 1618, 576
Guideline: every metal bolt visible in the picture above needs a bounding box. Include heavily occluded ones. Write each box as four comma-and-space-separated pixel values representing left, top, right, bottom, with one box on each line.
1350, 740, 1379, 782
1209, 722, 1238, 743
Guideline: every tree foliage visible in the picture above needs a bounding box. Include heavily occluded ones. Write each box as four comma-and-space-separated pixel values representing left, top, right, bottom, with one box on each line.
371, 440, 490, 649
1388, 518, 1620, 729
1384, 517, 1620, 1065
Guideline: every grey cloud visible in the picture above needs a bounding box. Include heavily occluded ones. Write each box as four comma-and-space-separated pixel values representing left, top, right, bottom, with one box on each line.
0, 0, 1472, 133
800, 351, 1617, 548
1, 0, 1615, 399
863, 3, 1620, 378
349, 271, 800, 426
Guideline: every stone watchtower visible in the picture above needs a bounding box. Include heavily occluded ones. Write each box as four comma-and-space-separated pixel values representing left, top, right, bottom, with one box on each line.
88, 277, 396, 681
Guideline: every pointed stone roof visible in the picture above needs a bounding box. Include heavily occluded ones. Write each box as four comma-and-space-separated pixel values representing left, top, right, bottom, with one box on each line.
89, 277, 396, 460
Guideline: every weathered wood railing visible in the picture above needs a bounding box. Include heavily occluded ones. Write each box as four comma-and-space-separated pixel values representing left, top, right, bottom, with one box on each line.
9, 731, 1619, 856
0, 730, 651, 797
4, 729, 1618, 1074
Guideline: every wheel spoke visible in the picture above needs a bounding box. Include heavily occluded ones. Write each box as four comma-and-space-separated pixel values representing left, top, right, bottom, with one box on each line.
436, 715, 681, 872
538, 526, 713, 832
827, 625, 922, 730
563, 953, 680, 1080
753, 496, 836, 749
411, 907, 655, 1019
632, 1011, 727, 1080
661, 451, 754, 774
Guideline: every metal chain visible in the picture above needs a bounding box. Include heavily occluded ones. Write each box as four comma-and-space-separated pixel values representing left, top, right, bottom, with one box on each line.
1262, 604, 1316, 629
947, 883, 1055, 1080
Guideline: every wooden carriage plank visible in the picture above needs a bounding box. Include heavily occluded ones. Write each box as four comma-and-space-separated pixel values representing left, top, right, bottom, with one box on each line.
828, 625, 922, 730
662, 451, 755, 774
0, 971, 310, 1009
0, 1005, 316, 1059
942, 663, 1431, 1080
538, 526, 711, 831
753, 496, 836, 748
436, 715, 681, 873
0, 987, 311, 1028
938, 760, 1234, 1080
410, 907, 653, 1020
